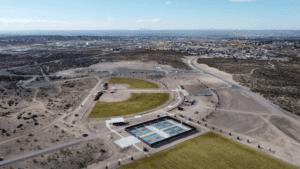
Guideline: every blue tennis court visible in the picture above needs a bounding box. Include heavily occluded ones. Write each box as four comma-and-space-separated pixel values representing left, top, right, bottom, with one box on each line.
143, 130, 150, 133
151, 134, 159, 138
165, 129, 172, 133
157, 138, 164, 141
125, 117, 195, 148
174, 127, 180, 131
165, 123, 171, 127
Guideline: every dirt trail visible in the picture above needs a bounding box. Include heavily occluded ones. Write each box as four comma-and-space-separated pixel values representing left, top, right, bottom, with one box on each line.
0, 76, 100, 145
0, 84, 7, 92
249, 68, 258, 75
0, 87, 59, 145
268, 62, 275, 69
40, 66, 50, 81
22, 76, 39, 86
189, 56, 300, 166
61, 76, 102, 123
216, 109, 270, 116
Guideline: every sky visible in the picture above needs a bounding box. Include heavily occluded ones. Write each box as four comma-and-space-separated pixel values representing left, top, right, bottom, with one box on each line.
0, 0, 300, 30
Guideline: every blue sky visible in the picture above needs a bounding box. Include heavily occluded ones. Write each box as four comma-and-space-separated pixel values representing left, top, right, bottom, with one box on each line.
0, 0, 299, 30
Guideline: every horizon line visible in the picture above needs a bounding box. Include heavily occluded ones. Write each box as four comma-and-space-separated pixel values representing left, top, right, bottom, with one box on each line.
0, 29, 300, 31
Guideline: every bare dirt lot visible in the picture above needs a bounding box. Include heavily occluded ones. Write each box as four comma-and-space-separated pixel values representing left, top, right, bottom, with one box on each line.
99, 92, 132, 102
270, 116, 300, 143
2, 55, 300, 169
196, 57, 300, 116
6, 138, 113, 169
36, 77, 98, 112
217, 89, 269, 112
0, 122, 83, 160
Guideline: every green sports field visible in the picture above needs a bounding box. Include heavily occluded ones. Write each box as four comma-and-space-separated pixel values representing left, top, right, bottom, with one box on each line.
88, 93, 169, 118
109, 78, 159, 89
120, 132, 298, 169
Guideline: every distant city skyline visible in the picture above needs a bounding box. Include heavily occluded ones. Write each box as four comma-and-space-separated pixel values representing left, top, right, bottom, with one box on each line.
1, 0, 300, 31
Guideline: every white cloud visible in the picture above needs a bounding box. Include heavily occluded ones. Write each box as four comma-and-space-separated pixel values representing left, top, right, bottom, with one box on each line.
135, 18, 161, 23
151, 18, 161, 23
229, 0, 256, 2
0, 17, 65, 24
166, 1, 171, 4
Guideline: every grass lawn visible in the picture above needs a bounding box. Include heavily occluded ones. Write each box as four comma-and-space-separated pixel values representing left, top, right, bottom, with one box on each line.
88, 93, 169, 118
120, 132, 298, 169
109, 78, 159, 89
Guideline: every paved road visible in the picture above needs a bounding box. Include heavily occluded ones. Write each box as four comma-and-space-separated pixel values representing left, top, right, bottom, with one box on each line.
2, 67, 199, 78
0, 56, 298, 167
0, 76, 184, 167
89, 70, 199, 76
0, 137, 92, 167
189, 56, 298, 118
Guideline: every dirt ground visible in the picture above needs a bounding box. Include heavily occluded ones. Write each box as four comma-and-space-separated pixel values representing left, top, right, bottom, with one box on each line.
217, 89, 269, 112
2, 57, 300, 169
99, 92, 132, 102
6, 138, 113, 169
55, 60, 182, 77
36, 77, 98, 113
0, 121, 83, 159
184, 56, 240, 86
183, 84, 209, 96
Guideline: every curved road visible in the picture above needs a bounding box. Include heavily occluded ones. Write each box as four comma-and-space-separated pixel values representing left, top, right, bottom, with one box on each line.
189, 56, 300, 125
0, 56, 299, 168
